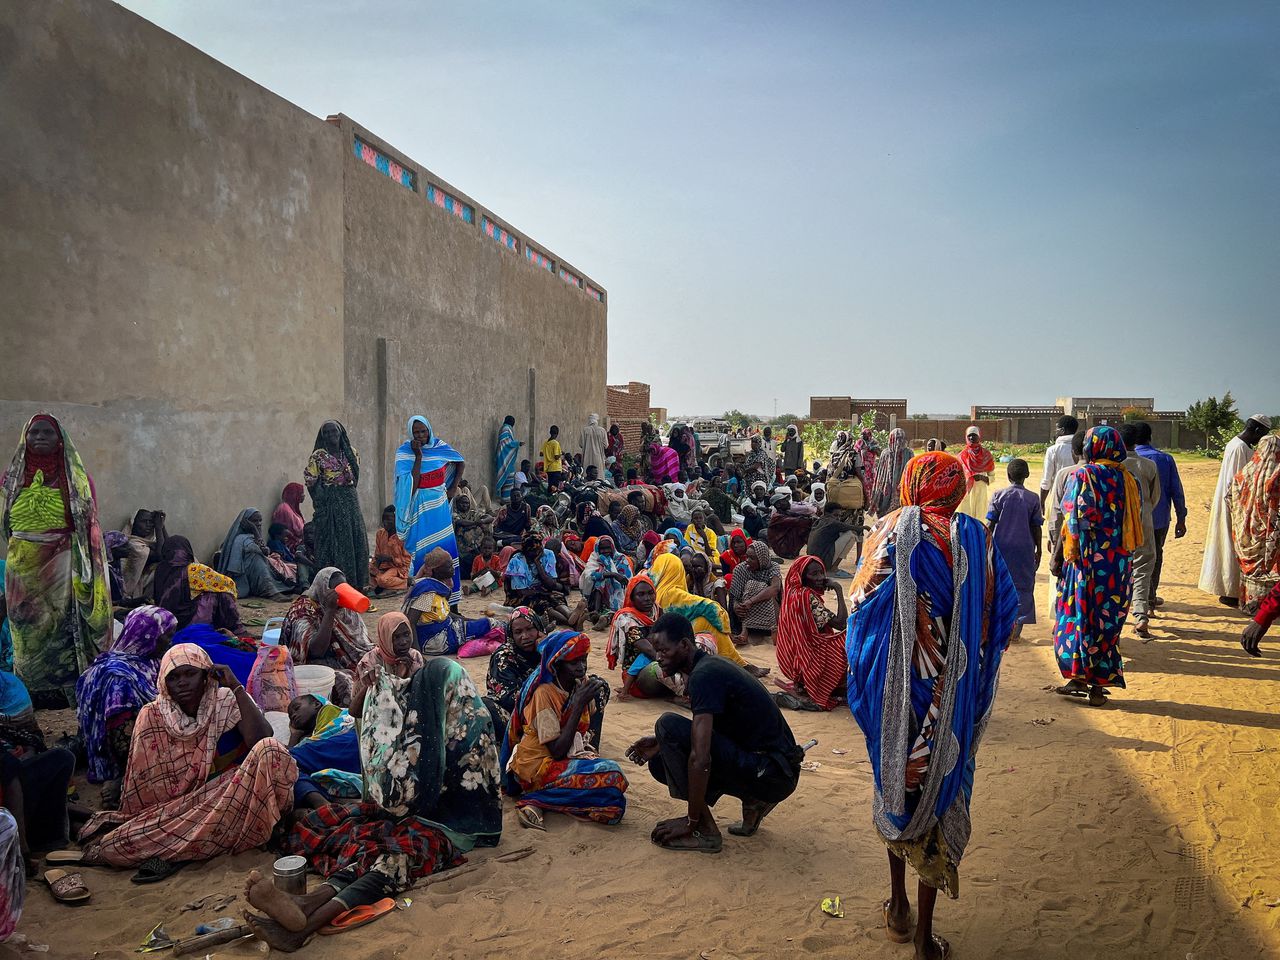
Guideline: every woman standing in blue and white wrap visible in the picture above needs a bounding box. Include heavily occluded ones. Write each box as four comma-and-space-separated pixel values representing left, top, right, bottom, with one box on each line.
395, 417, 466, 605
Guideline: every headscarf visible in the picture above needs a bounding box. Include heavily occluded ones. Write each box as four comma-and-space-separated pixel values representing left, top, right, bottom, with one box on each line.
895, 452, 967, 557
1060, 426, 1142, 563
607, 574, 658, 669
582, 535, 632, 594
649, 552, 730, 643
1, 413, 111, 659
110, 643, 240, 815
663, 527, 690, 551
76, 605, 176, 782
618, 504, 645, 541
312, 420, 362, 484
355, 611, 423, 690
1232, 435, 1280, 587
301, 693, 357, 742
533, 504, 561, 539
871, 428, 912, 513
853, 428, 879, 478
500, 629, 592, 776
215, 508, 261, 577
956, 428, 995, 489
394, 415, 464, 479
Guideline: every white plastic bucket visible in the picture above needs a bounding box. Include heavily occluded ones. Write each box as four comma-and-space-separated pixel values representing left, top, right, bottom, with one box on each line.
293, 664, 335, 700
264, 710, 291, 742
261, 616, 285, 646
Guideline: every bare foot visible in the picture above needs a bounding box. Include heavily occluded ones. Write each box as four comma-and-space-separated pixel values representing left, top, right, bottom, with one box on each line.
243, 910, 308, 953
745, 664, 771, 679
246, 873, 308, 931
884, 896, 912, 943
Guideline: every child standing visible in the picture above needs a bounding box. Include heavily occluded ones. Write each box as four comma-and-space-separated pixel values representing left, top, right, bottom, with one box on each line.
987, 458, 1043, 638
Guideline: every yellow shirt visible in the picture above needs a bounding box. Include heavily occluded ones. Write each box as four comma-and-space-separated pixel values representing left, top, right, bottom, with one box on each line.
541, 439, 563, 473
684, 523, 721, 565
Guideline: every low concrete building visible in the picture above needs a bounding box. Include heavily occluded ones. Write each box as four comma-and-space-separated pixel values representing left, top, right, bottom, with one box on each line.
0, 0, 606, 554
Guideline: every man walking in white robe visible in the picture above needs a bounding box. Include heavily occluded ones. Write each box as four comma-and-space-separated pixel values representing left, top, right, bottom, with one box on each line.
1199, 415, 1272, 605
580, 413, 608, 476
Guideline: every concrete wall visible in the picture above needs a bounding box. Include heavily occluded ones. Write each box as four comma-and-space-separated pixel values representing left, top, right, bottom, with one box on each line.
0, 0, 345, 556
336, 118, 606, 523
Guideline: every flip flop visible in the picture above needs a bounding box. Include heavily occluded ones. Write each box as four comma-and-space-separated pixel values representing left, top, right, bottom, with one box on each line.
44, 850, 85, 866
655, 830, 722, 854
131, 857, 187, 884
44, 869, 91, 903
319, 897, 397, 935
727, 801, 777, 837
516, 806, 546, 831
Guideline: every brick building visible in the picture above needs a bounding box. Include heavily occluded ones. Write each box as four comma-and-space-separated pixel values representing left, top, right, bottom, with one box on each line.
808, 397, 908, 430
606, 381, 653, 455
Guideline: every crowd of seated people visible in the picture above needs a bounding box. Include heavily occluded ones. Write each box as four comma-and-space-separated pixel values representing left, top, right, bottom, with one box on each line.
0, 409, 896, 947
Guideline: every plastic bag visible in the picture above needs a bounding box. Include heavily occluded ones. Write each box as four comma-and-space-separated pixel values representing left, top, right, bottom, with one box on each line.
246, 644, 297, 713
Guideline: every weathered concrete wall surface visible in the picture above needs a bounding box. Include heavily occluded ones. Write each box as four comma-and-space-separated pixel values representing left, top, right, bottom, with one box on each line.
0, 0, 346, 555
338, 119, 607, 522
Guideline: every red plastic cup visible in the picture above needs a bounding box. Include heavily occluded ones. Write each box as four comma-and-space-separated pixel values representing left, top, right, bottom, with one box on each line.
334, 582, 370, 613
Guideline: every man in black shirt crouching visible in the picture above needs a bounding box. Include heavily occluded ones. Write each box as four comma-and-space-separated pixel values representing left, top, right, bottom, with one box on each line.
626, 612, 803, 853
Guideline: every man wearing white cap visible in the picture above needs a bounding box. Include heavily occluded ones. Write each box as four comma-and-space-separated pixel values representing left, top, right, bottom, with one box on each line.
1199, 415, 1273, 606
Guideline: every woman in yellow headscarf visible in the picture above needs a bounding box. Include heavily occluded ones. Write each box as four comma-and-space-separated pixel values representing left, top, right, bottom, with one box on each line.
648, 553, 768, 678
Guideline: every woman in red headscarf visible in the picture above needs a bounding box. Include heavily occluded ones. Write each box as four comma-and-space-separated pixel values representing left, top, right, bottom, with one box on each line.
1, 414, 111, 706
272, 483, 307, 552
775, 556, 848, 710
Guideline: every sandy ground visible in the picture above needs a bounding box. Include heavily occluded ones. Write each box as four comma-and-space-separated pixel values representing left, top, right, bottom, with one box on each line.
9, 456, 1280, 960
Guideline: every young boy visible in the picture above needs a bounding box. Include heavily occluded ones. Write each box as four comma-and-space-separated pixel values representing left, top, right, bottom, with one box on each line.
986, 458, 1042, 638
541, 426, 564, 489
467, 535, 502, 596
369, 504, 412, 596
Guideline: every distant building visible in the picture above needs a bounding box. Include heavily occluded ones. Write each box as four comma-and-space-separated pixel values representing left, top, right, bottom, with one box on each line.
1057, 397, 1155, 418
808, 397, 908, 430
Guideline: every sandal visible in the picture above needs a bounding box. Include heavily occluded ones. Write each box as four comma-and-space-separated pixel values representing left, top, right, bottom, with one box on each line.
131, 857, 187, 884
928, 934, 952, 958
654, 829, 722, 854
727, 801, 777, 837
319, 897, 397, 935
44, 869, 91, 904
44, 849, 85, 866
1054, 680, 1089, 698
1087, 686, 1108, 707
882, 899, 912, 943
516, 806, 546, 831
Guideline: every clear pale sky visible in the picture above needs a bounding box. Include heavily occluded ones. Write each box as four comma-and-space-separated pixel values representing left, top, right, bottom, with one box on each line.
118, 0, 1278, 419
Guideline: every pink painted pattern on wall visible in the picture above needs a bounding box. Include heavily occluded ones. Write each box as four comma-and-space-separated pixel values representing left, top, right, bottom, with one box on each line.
426, 184, 475, 223
354, 137, 414, 189
483, 216, 518, 252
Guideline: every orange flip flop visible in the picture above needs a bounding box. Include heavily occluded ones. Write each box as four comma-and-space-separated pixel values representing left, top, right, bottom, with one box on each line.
319, 897, 396, 935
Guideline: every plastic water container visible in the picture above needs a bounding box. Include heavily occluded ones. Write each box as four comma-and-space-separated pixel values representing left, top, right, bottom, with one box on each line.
334, 583, 370, 613
264, 711, 291, 742
294, 664, 335, 700
261, 617, 285, 646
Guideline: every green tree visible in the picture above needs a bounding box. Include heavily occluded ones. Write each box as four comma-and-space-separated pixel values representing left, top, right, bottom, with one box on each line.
722, 409, 753, 431
1186, 392, 1242, 456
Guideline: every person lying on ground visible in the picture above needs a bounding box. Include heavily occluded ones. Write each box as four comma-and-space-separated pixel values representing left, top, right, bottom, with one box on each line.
626, 613, 802, 853
286, 693, 362, 810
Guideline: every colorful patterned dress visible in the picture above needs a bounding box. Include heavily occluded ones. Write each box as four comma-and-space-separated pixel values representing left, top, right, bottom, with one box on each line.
1052, 426, 1142, 688
304, 422, 370, 592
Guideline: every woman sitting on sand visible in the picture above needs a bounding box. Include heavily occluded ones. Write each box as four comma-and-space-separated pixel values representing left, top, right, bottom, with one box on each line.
75, 605, 176, 807
244, 658, 500, 952
774, 556, 848, 711
728, 540, 783, 645
153, 536, 244, 634
215, 508, 293, 600
368, 505, 412, 596
405, 549, 494, 655
350, 611, 422, 719
607, 574, 670, 699
282, 567, 373, 706
649, 552, 768, 678
580, 536, 632, 627
501, 630, 628, 830
75, 644, 297, 877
